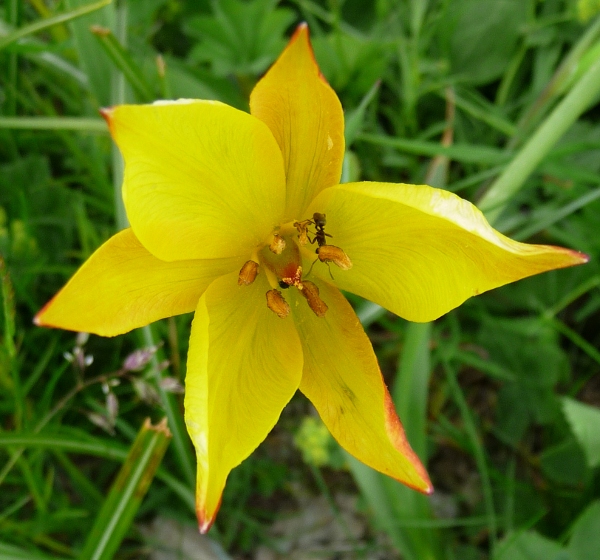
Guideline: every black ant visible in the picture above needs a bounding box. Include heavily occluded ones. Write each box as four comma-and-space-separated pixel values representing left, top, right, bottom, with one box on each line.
307, 213, 335, 279
295, 213, 347, 280
309, 213, 332, 248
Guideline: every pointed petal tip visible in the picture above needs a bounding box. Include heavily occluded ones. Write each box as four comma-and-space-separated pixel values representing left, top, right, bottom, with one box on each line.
286, 21, 329, 83
99, 107, 113, 122
390, 463, 433, 495
382, 390, 433, 492
407, 474, 434, 495
547, 246, 589, 267
198, 517, 214, 535
292, 21, 309, 38
34, 298, 54, 328
196, 496, 221, 534
574, 250, 590, 264
288, 21, 310, 51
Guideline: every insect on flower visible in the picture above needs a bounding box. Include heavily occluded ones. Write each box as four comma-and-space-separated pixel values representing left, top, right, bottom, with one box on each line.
35, 23, 588, 533
294, 212, 350, 278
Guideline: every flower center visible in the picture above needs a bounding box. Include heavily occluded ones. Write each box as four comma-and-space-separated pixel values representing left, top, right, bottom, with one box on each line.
237, 213, 352, 319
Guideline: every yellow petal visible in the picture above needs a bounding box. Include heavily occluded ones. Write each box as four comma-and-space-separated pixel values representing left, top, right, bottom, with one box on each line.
290, 281, 432, 492
249, 24, 345, 220
104, 100, 286, 261
185, 271, 303, 532
34, 229, 237, 337
308, 182, 588, 322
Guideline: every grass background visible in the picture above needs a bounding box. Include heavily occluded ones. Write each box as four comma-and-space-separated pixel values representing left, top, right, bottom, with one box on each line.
2, 0, 600, 558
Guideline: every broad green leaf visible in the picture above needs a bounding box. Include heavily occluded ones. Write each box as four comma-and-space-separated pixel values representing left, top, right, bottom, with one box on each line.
568, 501, 600, 560
440, 0, 530, 85
184, 0, 295, 77
540, 438, 589, 486
562, 397, 600, 468
494, 531, 566, 560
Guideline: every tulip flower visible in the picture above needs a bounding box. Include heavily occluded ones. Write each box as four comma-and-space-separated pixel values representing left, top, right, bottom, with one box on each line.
35, 24, 587, 532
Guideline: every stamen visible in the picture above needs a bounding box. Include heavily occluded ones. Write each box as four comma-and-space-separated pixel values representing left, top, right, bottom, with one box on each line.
238, 260, 259, 285
293, 219, 311, 246
269, 234, 286, 254
317, 245, 353, 270
299, 281, 328, 317
266, 289, 291, 318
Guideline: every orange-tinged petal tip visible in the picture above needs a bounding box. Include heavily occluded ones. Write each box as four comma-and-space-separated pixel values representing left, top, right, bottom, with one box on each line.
287, 22, 328, 84
383, 390, 433, 494
99, 106, 113, 123
34, 297, 57, 328
558, 247, 589, 264
99, 107, 116, 135
197, 497, 221, 534
289, 22, 309, 48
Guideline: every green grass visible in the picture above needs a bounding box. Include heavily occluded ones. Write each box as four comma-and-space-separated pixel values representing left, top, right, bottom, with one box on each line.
2, 0, 600, 558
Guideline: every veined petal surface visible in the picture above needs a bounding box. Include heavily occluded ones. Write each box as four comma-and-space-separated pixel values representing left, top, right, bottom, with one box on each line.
185, 272, 303, 532
34, 229, 237, 337
250, 24, 345, 220
291, 281, 431, 492
308, 182, 588, 322
104, 100, 287, 261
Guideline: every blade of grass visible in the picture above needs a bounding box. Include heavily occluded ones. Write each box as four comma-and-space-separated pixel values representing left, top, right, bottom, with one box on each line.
445, 89, 516, 137
387, 321, 444, 560
0, 0, 112, 51
140, 326, 196, 488
347, 324, 441, 560
357, 132, 510, 165
0, 117, 107, 132
345, 80, 380, 146
91, 26, 155, 102
479, 53, 600, 223
345, 455, 413, 554
4, 0, 19, 115
65, 0, 115, 106
0, 431, 195, 511
0, 542, 67, 560
79, 418, 171, 560
544, 317, 600, 367
513, 187, 600, 241
1, 256, 16, 361
509, 15, 600, 146
442, 358, 497, 553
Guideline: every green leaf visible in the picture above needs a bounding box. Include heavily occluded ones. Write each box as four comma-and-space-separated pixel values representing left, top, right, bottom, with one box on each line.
345, 80, 380, 146
65, 0, 115, 106
540, 438, 589, 486
562, 397, 600, 468
0, 117, 107, 132
0, 0, 112, 52
312, 32, 389, 100
358, 132, 510, 165
0, 542, 68, 560
568, 501, 600, 560
494, 530, 566, 560
79, 418, 171, 560
480, 52, 600, 223
91, 26, 155, 102
184, 0, 295, 77
0, 256, 16, 359
441, 0, 530, 85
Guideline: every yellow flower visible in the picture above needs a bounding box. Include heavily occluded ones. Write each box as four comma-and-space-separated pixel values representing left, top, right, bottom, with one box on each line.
35, 24, 587, 532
